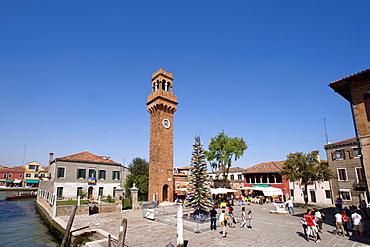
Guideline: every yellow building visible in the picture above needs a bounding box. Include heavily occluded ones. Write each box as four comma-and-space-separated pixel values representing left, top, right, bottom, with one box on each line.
24, 161, 48, 187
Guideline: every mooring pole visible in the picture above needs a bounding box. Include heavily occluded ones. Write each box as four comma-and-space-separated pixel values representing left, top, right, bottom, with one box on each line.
61, 205, 78, 247
117, 218, 128, 247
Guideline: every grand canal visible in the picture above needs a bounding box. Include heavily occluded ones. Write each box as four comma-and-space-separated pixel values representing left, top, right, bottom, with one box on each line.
0, 191, 60, 246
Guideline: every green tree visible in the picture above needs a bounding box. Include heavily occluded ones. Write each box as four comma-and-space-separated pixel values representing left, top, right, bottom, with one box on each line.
280, 151, 336, 206
204, 130, 248, 187
124, 157, 149, 201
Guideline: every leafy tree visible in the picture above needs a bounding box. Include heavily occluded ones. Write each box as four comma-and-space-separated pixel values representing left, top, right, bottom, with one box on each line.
204, 130, 248, 187
124, 157, 149, 201
280, 151, 336, 206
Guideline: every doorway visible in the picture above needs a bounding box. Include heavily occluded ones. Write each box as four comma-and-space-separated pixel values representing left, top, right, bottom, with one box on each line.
88, 186, 93, 199
310, 190, 316, 203
163, 185, 168, 201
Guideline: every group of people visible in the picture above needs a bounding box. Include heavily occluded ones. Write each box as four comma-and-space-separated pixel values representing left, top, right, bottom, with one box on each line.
237, 195, 283, 206
209, 204, 253, 238
334, 205, 365, 241
301, 208, 325, 243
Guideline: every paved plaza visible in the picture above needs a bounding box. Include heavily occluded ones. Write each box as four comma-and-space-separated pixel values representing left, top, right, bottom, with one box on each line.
57, 202, 370, 247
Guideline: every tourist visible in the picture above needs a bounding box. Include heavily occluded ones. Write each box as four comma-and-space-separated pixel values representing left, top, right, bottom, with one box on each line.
340, 210, 350, 236
314, 208, 325, 232
359, 200, 369, 220
219, 210, 227, 238
285, 198, 294, 214
305, 210, 319, 242
352, 210, 363, 241
240, 207, 247, 228
300, 211, 309, 242
247, 210, 253, 230
335, 196, 343, 209
227, 204, 235, 227
238, 195, 243, 206
334, 210, 344, 236
210, 206, 217, 231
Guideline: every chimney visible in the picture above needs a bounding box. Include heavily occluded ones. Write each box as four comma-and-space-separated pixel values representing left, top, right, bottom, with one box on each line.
312, 150, 320, 161
49, 152, 54, 164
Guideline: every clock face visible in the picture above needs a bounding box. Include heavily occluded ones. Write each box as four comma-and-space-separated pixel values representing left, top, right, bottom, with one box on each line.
162, 118, 170, 129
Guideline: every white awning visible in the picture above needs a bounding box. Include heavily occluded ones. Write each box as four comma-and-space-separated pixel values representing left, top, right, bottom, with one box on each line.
238, 186, 282, 196
13, 179, 22, 183
211, 188, 237, 194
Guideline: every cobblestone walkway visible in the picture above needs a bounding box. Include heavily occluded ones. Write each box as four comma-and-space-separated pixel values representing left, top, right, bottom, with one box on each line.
57, 203, 370, 246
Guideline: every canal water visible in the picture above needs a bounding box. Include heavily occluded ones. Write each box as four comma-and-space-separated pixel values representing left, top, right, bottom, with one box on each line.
0, 191, 60, 247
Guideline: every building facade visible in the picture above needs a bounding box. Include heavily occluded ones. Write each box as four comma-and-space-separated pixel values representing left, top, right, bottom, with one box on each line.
40, 151, 128, 200
0, 166, 25, 187
242, 161, 289, 197
208, 167, 245, 191
324, 138, 365, 205
147, 68, 178, 203
24, 161, 48, 187
329, 69, 370, 201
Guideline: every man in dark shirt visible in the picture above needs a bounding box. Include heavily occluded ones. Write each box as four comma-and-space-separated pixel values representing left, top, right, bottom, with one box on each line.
210, 206, 218, 230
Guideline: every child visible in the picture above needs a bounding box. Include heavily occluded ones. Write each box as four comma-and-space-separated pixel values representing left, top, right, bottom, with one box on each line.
247, 210, 253, 230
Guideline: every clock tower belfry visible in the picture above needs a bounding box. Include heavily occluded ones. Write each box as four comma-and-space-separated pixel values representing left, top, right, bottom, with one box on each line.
146, 68, 178, 203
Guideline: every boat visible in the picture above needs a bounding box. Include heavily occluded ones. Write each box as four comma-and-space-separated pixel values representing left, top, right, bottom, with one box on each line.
4, 192, 37, 200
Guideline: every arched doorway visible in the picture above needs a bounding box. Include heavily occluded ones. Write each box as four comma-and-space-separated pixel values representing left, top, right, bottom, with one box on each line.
163, 185, 169, 201
88, 186, 93, 199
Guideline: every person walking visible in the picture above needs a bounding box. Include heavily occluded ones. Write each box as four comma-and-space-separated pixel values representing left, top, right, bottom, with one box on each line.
210, 206, 217, 231
301, 212, 309, 242
227, 205, 235, 227
352, 210, 364, 241
314, 208, 325, 232
305, 210, 319, 242
340, 210, 350, 236
247, 210, 253, 230
240, 207, 247, 228
359, 200, 369, 220
285, 198, 294, 214
335, 210, 344, 236
219, 210, 228, 238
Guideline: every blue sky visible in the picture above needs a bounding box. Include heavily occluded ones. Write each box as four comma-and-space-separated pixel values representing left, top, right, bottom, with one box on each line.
1, 1, 369, 169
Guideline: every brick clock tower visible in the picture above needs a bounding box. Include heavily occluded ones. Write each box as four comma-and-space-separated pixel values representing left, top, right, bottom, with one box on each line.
147, 68, 178, 203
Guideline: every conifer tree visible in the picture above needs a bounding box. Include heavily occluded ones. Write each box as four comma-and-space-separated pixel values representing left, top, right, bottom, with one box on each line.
185, 136, 213, 212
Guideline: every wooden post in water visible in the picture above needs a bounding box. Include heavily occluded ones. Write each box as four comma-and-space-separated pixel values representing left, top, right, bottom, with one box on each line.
117, 218, 128, 247
61, 205, 78, 247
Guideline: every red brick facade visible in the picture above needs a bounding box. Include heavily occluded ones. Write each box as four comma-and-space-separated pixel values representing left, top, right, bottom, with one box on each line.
147, 68, 178, 203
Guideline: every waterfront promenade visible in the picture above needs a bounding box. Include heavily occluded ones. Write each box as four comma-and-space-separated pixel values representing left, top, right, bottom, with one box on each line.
57, 202, 370, 247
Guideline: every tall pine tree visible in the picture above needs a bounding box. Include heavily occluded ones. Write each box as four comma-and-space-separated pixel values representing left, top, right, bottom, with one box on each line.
185, 136, 213, 213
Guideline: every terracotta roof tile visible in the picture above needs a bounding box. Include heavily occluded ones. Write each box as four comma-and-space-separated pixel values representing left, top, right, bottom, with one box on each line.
330, 69, 370, 85
324, 137, 357, 148
178, 166, 191, 170
2, 166, 26, 171
56, 151, 121, 166
243, 161, 285, 174
214, 166, 247, 174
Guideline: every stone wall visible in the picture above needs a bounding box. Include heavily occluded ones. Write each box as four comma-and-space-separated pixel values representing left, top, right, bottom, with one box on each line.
56, 203, 120, 217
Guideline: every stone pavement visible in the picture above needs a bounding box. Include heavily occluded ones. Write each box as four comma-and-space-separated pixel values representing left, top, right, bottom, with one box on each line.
57, 202, 370, 247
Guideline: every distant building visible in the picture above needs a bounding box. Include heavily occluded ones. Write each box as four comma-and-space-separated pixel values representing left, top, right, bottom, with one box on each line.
209, 167, 245, 191
329, 69, 370, 201
39, 151, 128, 200
242, 161, 289, 198
324, 138, 365, 205
24, 161, 48, 187
0, 166, 25, 187
242, 159, 331, 204
173, 166, 190, 199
